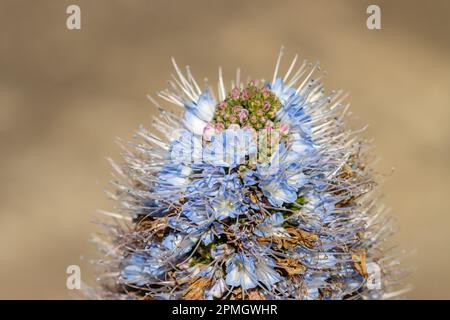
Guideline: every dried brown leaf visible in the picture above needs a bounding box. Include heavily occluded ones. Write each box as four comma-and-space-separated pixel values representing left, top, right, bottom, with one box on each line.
352, 250, 368, 278
182, 277, 212, 300
248, 289, 266, 300
230, 287, 242, 300
276, 257, 306, 275
139, 294, 154, 300
257, 236, 292, 249
285, 227, 318, 248
338, 164, 355, 179
136, 217, 168, 239
257, 229, 317, 250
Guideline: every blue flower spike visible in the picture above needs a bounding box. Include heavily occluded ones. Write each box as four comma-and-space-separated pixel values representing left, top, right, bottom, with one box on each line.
96, 49, 404, 300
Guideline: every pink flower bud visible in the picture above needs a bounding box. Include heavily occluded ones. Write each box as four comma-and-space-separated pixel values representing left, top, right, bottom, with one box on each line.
203, 123, 216, 142
233, 105, 243, 114
231, 88, 240, 99
238, 109, 249, 122
280, 122, 290, 135
215, 122, 225, 132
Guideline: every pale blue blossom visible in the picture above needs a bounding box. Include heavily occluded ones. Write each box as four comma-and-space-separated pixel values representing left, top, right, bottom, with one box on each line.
259, 177, 297, 207
254, 257, 281, 287
182, 90, 216, 135
225, 254, 258, 289
254, 212, 286, 237
203, 127, 257, 168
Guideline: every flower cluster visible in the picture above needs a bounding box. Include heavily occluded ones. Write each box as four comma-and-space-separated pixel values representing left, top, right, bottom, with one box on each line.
93, 50, 406, 300
212, 81, 281, 131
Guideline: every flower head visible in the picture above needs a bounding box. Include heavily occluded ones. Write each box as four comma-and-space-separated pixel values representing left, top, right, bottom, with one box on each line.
96, 49, 403, 300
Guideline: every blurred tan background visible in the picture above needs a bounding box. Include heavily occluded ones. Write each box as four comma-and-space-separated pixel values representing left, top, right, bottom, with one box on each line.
0, 0, 449, 299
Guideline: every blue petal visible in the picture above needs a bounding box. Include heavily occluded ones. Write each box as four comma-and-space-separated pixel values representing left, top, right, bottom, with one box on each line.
185, 90, 216, 122
182, 110, 208, 136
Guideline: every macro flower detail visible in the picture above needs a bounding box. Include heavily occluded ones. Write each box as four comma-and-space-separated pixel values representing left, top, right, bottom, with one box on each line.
94, 49, 406, 300
225, 254, 258, 290
183, 90, 216, 135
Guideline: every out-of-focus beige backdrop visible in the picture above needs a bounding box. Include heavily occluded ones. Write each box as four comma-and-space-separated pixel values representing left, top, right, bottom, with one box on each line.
0, 0, 449, 299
